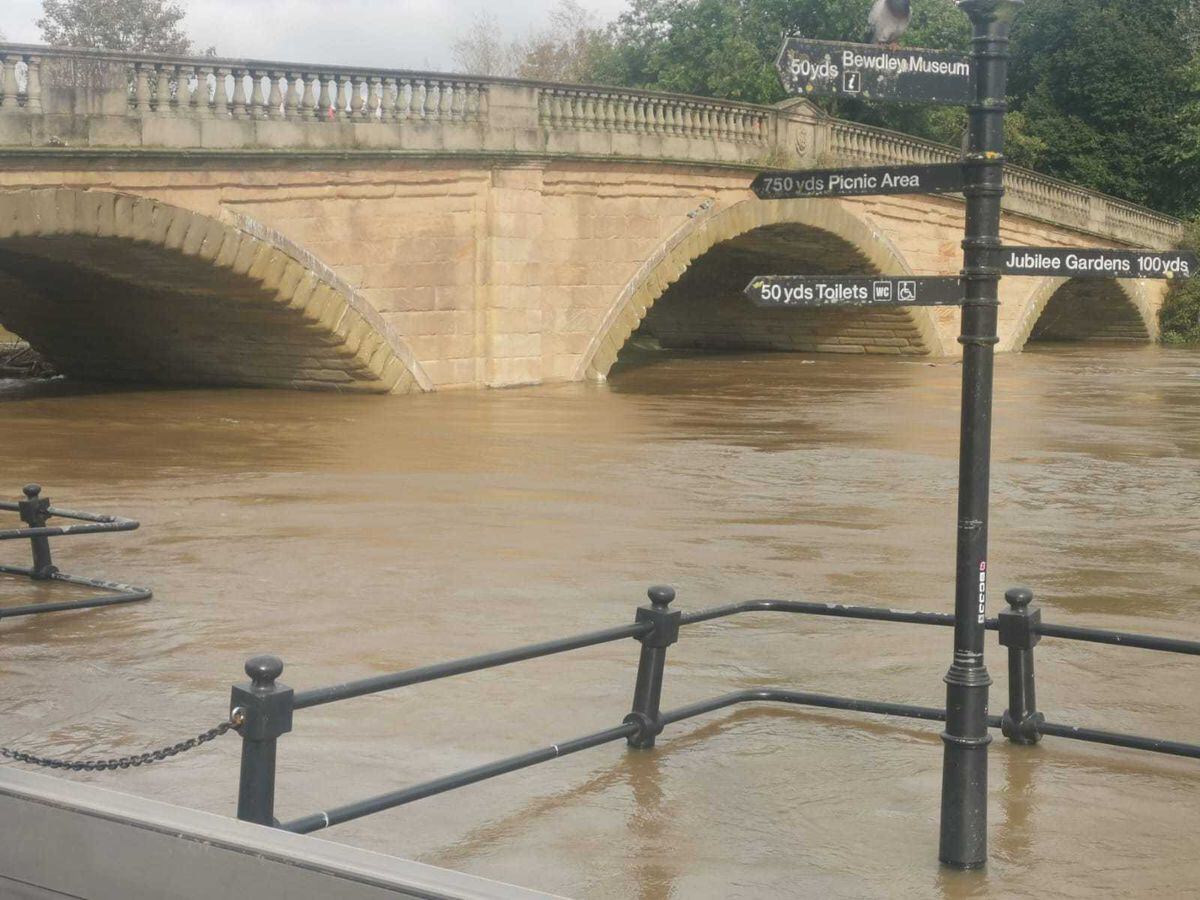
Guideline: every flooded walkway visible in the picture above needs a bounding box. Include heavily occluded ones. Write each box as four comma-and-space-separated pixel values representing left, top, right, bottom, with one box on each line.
0, 344, 1197, 898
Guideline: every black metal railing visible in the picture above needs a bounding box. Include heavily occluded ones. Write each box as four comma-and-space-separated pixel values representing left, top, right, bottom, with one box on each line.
0, 484, 152, 618
225, 585, 1199, 837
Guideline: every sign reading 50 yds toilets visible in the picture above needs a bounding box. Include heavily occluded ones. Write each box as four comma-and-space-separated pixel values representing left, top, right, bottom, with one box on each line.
777, 38, 973, 105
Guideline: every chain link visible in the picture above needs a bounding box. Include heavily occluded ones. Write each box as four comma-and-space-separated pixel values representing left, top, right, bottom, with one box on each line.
1, 719, 236, 772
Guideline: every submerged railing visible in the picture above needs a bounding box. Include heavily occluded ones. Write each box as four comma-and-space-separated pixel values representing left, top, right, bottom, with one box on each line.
0, 484, 151, 618
225, 585, 1199, 836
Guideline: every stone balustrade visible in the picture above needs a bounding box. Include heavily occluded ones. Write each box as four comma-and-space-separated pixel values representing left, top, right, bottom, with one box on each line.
0, 42, 1182, 250
826, 120, 1181, 250
538, 86, 769, 143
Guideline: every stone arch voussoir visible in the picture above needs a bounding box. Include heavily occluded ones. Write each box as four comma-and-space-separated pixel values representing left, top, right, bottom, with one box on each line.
578, 196, 945, 381
0, 188, 432, 393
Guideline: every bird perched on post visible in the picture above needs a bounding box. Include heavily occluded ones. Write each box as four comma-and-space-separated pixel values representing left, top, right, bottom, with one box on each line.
867, 0, 911, 48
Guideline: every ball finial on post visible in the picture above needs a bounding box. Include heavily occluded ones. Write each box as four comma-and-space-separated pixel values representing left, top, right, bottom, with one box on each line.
647, 585, 676, 608
1005, 587, 1034, 609
245, 655, 284, 690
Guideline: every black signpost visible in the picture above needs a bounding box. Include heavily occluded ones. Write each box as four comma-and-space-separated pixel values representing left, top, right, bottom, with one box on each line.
936, 0, 1022, 870
755, 0, 1024, 872
751, 164, 966, 200
754, 0, 1194, 873
1000, 247, 1199, 280
745, 275, 964, 308
777, 37, 974, 105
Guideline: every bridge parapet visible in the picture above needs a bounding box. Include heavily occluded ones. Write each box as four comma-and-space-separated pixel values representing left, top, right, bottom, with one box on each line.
0, 42, 1182, 250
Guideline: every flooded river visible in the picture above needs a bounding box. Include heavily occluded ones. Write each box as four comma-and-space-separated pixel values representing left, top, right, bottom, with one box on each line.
0, 344, 1197, 898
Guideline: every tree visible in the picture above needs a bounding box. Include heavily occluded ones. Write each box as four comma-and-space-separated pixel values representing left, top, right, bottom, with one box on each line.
453, 3, 614, 83
517, 1, 613, 83
38, 0, 195, 54
1007, 0, 1200, 215
452, 12, 523, 77
584, 0, 969, 134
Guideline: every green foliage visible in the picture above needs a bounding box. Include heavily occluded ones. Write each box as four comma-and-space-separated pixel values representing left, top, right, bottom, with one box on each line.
1008, 0, 1200, 216
1160, 220, 1200, 343
38, 0, 194, 54
578, 0, 1200, 218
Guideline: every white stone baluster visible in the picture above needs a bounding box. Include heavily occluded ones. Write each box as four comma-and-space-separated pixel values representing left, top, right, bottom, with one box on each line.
349, 75, 365, 119
427, 80, 442, 120
303, 74, 320, 120
0, 55, 18, 110
440, 80, 454, 120
368, 77, 383, 120
177, 65, 194, 116
417, 79, 430, 119
134, 63, 152, 114
193, 66, 211, 117
285, 73, 302, 119
230, 68, 248, 118
466, 82, 482, 121
154, 64, 172, 115
454, 80, 468, 120
382, 77, 398, 121
395, 78, 412, 120
213, 67, 230, 117
24, 55, 43, 113
601, 94, 615, 130
317, 74, 333, 121
251, 70, 267, 119
336, 75, 351, 119
267, 71, 284, 119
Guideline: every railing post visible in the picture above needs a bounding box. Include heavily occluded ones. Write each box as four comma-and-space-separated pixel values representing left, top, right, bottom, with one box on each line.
999, 587, 1043, 745
230, 655, 294, 826
624, 586, 681, 750
17, 484, 56, 580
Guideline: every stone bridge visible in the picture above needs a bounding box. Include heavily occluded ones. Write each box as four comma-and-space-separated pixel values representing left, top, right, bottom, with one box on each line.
0, 44, 1184, 392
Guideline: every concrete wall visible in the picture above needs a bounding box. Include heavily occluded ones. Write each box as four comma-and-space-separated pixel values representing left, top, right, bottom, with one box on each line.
0, 766, 563, 899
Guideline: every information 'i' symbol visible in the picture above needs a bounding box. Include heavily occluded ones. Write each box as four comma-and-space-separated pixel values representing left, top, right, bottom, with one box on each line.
843, 71, 862, 93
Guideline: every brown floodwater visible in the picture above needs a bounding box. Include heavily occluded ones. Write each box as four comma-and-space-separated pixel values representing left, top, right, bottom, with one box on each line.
0, 343, 1197, 898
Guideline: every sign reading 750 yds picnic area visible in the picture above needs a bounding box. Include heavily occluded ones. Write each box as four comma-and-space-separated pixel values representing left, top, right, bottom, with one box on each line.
777, 37, 974, 105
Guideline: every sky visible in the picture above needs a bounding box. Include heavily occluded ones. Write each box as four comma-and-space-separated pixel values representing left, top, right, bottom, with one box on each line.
0, 0, 631, 71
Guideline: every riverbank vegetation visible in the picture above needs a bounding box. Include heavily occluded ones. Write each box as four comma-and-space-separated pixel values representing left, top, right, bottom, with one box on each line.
1161, 221, 1200, 344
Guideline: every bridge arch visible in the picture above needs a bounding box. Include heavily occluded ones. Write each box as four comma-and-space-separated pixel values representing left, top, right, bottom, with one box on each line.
1006, 275, 1158, 352
0, 189, 431, 392
579, 197, 947, 380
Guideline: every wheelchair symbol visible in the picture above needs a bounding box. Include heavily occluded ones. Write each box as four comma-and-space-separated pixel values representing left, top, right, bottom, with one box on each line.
898, 281, 917, 302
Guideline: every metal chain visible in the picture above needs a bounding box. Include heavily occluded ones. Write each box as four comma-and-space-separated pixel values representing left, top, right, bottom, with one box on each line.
1, 718, 237, 772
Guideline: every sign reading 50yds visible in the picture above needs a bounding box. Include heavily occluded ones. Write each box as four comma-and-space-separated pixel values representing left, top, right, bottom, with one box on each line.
746, 276, 963, 309
777, 38, 973, 105
1002, 248, 1199, 280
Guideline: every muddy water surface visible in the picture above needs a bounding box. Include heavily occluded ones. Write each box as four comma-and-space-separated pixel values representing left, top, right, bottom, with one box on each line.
0, 344, 1197, 898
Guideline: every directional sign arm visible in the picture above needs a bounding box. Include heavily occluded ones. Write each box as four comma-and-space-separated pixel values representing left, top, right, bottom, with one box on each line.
745, 276, 964, 308
1000, 247, 1199, 280
776, 38, 974, 106
752, 164, 967, 200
